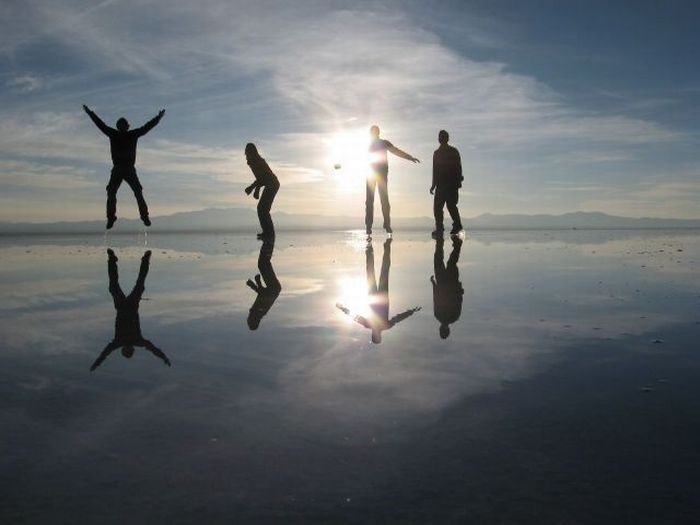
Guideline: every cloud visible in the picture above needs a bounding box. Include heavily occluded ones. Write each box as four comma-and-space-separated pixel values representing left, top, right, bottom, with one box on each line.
7, 75, 44, 92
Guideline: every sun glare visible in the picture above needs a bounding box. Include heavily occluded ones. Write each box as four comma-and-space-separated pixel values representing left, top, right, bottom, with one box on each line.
336, 276, 371, 320
325, 129, 371, 192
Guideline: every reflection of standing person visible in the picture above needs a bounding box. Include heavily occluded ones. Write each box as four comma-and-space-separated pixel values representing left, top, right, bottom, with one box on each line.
431, 237, 464, 339
366, 125, 420, 236
430, 130, 463, 236
244, 143, 280, 240
246, 241, 282, 330
90, 249, 170, 371
83, 105, 165, 230
336, 239, 421, 344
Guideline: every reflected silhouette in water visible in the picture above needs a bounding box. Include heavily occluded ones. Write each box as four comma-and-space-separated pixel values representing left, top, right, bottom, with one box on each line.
246, 241, 282, 330
431, 237, 464, 339
90, 249, 170, 371
336, 238, 421, 344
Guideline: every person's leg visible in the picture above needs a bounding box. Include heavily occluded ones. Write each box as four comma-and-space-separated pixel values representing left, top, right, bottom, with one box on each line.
124, 170, 150, 225
447, 190, 462, 233
433, 190, 446, 232
365, 176, 377, 233
106, 169, 123, 228
107, 250, 126, 308
377, 173, 391, 232
257, 183, 278, 236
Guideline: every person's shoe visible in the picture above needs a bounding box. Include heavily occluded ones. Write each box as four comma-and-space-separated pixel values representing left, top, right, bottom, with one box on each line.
431, 229, 444, 239
366, 227, 372, 236
106, 217, 117, 230
142, 216, 151, 227
143, 250, 152, 260
384, 226, 393, 234
107, 248, 117, 261
450, 225, 463, 235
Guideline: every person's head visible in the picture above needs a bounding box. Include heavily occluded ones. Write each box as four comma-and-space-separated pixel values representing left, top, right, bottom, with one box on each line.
371, 329, 382, 344
245, 142, 260, 162
121, 345, 135, 358
369, 125, 380, 139
438, 129, 449, 145
116, 118, 130, 132
439, 324, 450, 339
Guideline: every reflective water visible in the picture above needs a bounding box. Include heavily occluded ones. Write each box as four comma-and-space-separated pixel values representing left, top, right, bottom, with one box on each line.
1, 230, 699, 523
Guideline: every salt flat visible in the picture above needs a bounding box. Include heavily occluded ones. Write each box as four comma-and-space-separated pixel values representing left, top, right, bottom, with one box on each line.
1, 230, 699, 523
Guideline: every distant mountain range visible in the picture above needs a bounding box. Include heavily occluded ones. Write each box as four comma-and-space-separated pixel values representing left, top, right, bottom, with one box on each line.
1, 208, 699, 234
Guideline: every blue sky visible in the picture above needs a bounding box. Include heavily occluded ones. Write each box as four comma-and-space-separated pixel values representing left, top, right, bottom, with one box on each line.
1, 0, 698, 222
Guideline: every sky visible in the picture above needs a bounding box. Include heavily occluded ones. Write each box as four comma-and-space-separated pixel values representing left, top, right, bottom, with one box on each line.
1, 0, 699, 222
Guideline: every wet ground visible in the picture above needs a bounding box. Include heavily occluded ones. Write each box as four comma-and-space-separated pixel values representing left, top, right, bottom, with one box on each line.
1, 230, 699, 523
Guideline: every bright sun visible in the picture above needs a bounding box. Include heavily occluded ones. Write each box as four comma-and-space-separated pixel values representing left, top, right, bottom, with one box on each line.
324, 129, 371, 192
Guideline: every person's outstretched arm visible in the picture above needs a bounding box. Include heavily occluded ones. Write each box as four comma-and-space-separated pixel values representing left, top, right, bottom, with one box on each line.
134, 109, 165, 137
83, 105, 115, 137
144, 340, 171, 366
90, 342, 118, 371
389, 306, 421, 326
388, 144, 420, 163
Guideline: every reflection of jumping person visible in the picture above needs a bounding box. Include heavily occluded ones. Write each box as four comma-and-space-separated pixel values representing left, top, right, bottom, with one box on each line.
244, 143, 280, 240
430, 130, 463, 237
90, 249, 170, 371
336, 239, 421, 344
246, 240, 282, 330
431, 237, 464, 339
83, 105, 165, 229
366, 125, 420, 236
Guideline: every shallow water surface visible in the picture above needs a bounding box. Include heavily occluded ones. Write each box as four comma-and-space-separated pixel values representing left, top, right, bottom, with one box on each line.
1, 230, 699, 523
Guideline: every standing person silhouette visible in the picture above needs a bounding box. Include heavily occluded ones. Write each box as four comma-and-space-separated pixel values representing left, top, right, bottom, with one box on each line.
430, 130, 463, 237
83, 105, 165, 229
336, 239, 421, 344
244, 143, 280, 240
431, 236, 464, 339
246, 240, 282, 330
90, 249, 170, 371
366, 125, 420, 236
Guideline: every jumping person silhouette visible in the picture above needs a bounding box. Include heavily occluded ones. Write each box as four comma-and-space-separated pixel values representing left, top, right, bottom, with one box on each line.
336, 238, 421, 344
366, 125, 420, 236
246, 240, 282, 330
83, 105, 165, 229
431, 236, 464, 339
90, 249, 170, 371
244, 143, 280, 240
430, 130, 463, 237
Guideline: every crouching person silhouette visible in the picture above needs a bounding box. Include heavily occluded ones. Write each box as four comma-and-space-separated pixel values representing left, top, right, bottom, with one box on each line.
431, 237, 464, 339
336, 238, 421, 344
83, 105, 165, 229
90, 249, 170, 371
244, 143, 280, 240
246, 240, 282, 330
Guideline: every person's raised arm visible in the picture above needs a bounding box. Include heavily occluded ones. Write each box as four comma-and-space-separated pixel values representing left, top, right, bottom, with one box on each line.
134, 109, 165, 137
389, 306, 421, 326
83, 105, 115, 137
145, 341, 171, 366
388, 144, 420, 164
90, 342, 118, 371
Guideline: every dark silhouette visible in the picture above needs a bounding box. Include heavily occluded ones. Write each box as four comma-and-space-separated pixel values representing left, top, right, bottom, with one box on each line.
246, 240, 282, 330
366, 125, 420, 236
90, 249, 169, 371
83, 105, 165, 229
430, 130, 463, 236
431, 236, 464, 339
336, 238, 420, 344
244, 143, 280, 240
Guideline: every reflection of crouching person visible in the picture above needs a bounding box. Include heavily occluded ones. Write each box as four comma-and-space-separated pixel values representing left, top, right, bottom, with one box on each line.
430, 130, 463, 236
